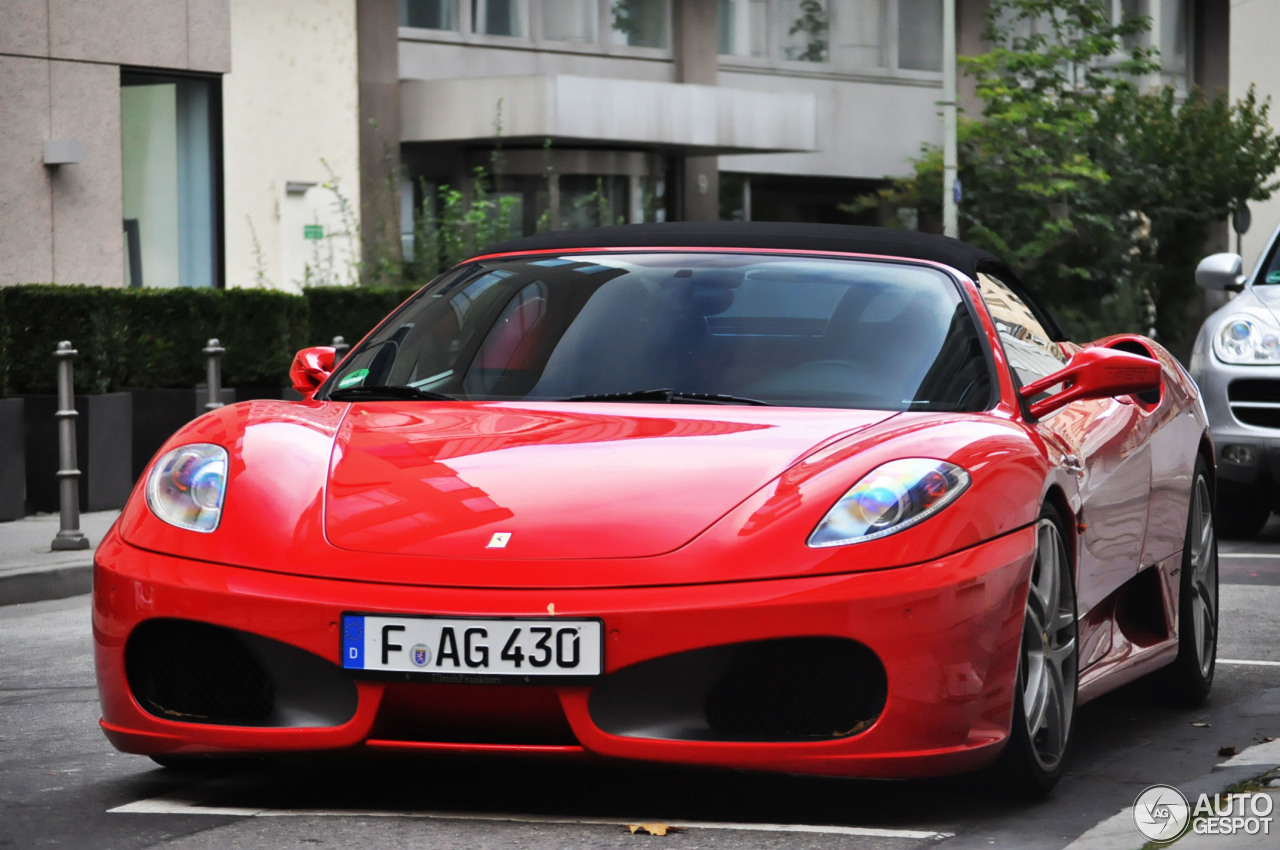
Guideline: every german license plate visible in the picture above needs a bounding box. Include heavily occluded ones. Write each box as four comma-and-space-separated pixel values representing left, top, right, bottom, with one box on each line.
341, 614, 603, 679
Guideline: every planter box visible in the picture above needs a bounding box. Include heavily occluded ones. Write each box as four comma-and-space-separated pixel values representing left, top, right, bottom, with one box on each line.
0, 398, 25, 521
23, 392, 133, 513
130, 387, 236, 480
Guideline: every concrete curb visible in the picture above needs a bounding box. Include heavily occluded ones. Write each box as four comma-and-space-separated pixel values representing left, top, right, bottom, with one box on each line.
0, 563, 93, 606
0, 510, 118, 606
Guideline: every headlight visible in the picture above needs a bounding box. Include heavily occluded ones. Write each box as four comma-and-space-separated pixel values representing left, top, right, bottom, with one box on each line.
808, 458, 970, 548
145, 444, 228, 532
1213, 315, 1280, 364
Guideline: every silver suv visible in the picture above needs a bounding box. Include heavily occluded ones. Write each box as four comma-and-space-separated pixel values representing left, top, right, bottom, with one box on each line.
1190, 236, 1280, 537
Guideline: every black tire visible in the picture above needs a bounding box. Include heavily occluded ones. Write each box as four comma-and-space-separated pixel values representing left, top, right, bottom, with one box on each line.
1214, 483, 1269, 539
1160, 458, 1219, 706
996, 504, 1078, 798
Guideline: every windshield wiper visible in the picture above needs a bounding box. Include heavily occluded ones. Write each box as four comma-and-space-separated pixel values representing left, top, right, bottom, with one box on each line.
565, 388, 772, 406
329, 385, 455, 401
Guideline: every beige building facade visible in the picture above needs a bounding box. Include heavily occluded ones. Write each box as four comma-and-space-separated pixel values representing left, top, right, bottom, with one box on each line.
1231, 0, 1280, 272
0, 0, 230, 289
0, 0, 1241, 292
222, 0, 362, 291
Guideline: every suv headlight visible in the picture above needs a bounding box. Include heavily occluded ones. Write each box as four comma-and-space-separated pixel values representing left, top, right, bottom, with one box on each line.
145, 444, 228, 532
808, 458, 970, 548
1213, 315, 1280, 364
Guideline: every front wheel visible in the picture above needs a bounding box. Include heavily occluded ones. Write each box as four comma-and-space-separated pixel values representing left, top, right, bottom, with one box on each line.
996, 505, 1078, 797
1160, 459, 1218, 705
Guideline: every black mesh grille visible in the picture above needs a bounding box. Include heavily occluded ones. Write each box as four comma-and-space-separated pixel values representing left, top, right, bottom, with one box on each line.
1232, 407, 1280, 428
1228, 380, 1280, 403
126, 619, 274, 724
588, 637, 888, 743
704, 638, 886, 739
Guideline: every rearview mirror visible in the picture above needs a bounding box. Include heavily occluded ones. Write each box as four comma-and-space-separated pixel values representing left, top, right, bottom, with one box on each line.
1195, 253, 1245, 292
290, 346, 336, 398
1019, 347, 1162, 419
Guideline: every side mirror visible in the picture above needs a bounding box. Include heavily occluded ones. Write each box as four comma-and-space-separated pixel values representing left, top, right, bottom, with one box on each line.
1195, 253, 1245, 292
290, 346, 336, 398
1019, 347, 1162, 419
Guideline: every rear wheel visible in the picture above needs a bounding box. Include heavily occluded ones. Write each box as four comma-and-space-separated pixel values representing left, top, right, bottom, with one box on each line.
1161, 459, 1218, 705
1214, 483, 1269, 539
997, 505, 1078, 797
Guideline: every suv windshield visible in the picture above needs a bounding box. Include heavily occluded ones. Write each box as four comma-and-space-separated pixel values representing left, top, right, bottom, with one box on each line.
324, 252, 992, 411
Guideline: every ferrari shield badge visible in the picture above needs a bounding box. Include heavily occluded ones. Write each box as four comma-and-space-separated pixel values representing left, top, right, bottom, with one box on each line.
487, 532, 512, 549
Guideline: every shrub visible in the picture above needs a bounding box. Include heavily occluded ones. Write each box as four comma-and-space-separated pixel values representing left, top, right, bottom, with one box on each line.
5, 285, 128, 395
220, 289, 311, 387
2, 284, 425, 393
117, 288, 228, 388
304, 285, 422, 351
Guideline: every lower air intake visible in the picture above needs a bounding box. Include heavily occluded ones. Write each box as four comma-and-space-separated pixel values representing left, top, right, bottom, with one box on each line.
589, 637, 887, 742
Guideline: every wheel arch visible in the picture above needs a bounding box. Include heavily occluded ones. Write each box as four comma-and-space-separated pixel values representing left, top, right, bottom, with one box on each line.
1042, 484, 1078, 581
1197, 431, 1216, 500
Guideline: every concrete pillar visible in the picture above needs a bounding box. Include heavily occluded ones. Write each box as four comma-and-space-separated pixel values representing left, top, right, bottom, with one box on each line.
357, 0, 402, 275
674, 0, 719, 221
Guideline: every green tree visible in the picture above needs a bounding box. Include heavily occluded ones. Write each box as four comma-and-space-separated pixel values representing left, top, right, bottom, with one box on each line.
854, 0, 1280, 344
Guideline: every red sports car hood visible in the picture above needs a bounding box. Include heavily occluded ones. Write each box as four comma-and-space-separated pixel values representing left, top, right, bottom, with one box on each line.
324, 403, 897, 559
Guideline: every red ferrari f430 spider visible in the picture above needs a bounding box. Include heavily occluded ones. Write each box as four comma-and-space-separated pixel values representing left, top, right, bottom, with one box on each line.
94, 223, 1218, 796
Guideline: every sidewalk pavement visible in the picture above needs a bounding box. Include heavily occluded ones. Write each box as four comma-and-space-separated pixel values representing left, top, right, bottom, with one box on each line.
0, 510, 120, 606
1066, 742, 1280, 849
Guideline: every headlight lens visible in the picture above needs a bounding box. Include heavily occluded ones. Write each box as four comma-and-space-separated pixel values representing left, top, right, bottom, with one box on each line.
808, 458, 970, 548
145, 444, 228, 532
1214, 315, 1280, 364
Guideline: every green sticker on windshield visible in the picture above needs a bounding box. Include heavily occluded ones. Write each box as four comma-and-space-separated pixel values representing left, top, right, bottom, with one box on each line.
337, 369, 369, 389
1267, 270, 1280, 284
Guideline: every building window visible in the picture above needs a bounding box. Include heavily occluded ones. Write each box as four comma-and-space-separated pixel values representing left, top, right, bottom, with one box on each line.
718, 0, 768, 57
718, 0, 941, 75
780, 0, 829, 62
401, 0, 670, 51
474, 0, 528, 37
544, 0, 597, 41
832, 0, 883, 68
612, 0, 669, 48
897, 0, 941, 71
400, 0, 459, 30
120, 71, 221, 289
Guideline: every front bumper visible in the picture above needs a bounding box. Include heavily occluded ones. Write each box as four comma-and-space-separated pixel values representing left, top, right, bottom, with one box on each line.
1192, 359, 1280, 493
94, 527, 1033, 779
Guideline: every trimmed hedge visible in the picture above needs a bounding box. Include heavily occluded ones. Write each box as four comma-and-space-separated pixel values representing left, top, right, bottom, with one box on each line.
5, 285, 129, 395
0, 284, 417, 397
305, 285, 421, 351
119, 288, 310, 389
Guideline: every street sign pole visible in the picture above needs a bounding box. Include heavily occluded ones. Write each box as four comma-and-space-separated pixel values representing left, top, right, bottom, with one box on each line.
942, 0, 958, 239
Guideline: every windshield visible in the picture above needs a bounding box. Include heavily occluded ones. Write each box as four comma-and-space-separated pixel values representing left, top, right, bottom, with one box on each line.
324, 252, 993, 411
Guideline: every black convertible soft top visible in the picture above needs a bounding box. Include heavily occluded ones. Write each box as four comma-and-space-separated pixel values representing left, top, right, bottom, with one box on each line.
480, 222, 1005, 282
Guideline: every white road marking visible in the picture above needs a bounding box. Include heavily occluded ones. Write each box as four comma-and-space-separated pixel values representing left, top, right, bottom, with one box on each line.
1217, 552, 1280, 558
109, 786, 951, 840
1218, 658, 1280, 667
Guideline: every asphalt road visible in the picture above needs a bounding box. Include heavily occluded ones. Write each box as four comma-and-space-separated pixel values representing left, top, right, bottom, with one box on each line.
2, 525, 1278, 850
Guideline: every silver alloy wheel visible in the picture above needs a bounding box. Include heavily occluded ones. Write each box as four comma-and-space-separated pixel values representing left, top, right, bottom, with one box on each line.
1187, 476, 1219, 678
1021, 517, 1077, 772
